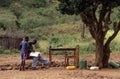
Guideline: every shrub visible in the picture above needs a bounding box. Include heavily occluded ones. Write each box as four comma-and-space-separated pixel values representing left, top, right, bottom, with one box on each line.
38, 40, 49, 52
0, 46, 20, 55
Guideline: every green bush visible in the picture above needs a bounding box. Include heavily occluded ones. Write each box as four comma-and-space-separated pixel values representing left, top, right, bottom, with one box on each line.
20, 0, 50, 8
4, 50, 11, 54
87, 42, 95, 53
0, 46, 20, 55
0, 0, 13, 7
110, 41, 120, 52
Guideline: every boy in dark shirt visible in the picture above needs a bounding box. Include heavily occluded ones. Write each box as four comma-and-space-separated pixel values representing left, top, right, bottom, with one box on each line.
28, 39, 50, 70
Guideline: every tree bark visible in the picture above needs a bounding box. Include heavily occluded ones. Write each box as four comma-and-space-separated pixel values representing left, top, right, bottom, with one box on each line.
102, 22, 120, 68
102, 44, 110, 68
95, 38, 104, 68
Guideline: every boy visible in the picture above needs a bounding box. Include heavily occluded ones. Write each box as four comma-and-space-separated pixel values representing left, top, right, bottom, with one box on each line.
19, 36, 29, 71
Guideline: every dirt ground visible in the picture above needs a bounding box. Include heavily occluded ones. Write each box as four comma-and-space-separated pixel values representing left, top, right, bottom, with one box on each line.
0, 53, 120, 79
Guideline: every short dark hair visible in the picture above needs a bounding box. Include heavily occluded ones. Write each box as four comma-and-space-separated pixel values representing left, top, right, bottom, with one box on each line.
24, 36, 29, 41
32, 39, 37, 44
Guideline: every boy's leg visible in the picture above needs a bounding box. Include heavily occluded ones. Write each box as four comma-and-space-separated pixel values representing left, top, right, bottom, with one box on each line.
32, 57, 38, 69
22, 61, 25, 70
19, 60, 25, 71
38, 55, 50, 65
19, 53, 26, 71
19, 61, 22, 71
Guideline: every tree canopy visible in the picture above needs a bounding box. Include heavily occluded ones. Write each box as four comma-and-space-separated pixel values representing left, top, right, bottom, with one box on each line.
58, 0, 120, 14
58, 0, 120, 68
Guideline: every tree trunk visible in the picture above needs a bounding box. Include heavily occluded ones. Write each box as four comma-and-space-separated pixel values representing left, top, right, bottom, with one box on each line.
95, 38, 104, 68
81, 23, 85, 38
102, 44, 110, 68
15, 20, 21, 28
95, 38, 111, 68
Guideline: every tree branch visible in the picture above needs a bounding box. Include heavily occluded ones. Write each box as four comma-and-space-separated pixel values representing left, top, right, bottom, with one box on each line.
105, 22, 120, 45
80, 13, 96, 39
92, 4, 98, 24
102, 7, 112, 35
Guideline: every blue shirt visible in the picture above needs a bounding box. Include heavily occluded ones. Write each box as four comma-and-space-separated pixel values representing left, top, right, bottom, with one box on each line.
20, 40, 28, 51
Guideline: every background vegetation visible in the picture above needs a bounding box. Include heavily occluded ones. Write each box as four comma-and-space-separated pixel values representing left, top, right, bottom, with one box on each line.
0, 0, 120, 55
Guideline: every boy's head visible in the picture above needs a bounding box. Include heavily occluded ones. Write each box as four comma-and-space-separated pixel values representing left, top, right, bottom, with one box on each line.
24, 36, 29, 41
31, 39, 37, 44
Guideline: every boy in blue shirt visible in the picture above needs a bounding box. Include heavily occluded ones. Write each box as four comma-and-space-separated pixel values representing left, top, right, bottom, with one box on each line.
19, 36, 29, 71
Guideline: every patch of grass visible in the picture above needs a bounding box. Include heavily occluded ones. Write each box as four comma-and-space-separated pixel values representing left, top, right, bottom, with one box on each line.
0, 46, 20, 55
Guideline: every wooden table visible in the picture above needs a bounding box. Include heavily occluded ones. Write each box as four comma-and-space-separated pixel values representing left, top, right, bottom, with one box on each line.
49, 45, 79, 68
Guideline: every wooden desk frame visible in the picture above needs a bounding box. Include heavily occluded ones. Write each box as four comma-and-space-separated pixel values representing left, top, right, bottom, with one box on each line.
49, 45, 79, 68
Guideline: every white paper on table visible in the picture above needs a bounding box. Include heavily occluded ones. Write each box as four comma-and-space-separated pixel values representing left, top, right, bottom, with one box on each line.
30, 52, 41, 57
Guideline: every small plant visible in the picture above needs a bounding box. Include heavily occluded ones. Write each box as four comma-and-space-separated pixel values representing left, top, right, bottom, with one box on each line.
0, 46, 20, 55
